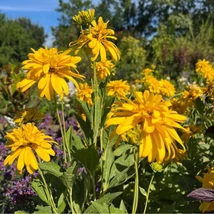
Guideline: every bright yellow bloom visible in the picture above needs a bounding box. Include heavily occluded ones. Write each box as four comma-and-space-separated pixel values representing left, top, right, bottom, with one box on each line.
106, 90, 187, 163
159, 79, 175, 97
4, 123, 56, 174
142, 68, 154, 75
106, 80, 130, 98
70, 17, 120, 62
17, 47, 84, 101
196, 166, 214, 213
14, 107, 44, 125
76, 83, 93, 105
143, 75, 175, 97
73, 9, 95, 24
95, 60, 115, 79
196, 59, 214, 83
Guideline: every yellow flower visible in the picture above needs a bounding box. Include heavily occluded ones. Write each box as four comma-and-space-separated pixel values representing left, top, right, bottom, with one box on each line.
70, 17, 120, 62
73, 9, 95, 24
143, 75, 175, 97
76, 83, 93, 105
196, 59, 214, 83
158, 79, 175, 97
196, 166, 214, 213
106, 90, 187, 163
95, 60, 115, 79
106, 80, 130, 98
142, 68, 154, 75
142, 75, 160, 94
4, 123, 56, 174
14, 107, 44, 125
17, 47, 85, 101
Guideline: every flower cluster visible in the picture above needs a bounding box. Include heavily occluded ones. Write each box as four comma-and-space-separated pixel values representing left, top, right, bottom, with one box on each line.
142, 67, 175, 97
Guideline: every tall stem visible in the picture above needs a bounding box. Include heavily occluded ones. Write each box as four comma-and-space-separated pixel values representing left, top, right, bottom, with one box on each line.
143, 173, 155, 214
132, 146, 139, 214
57, 106, 67, 164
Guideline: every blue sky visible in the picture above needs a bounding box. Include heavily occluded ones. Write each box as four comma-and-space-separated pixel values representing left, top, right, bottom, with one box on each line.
0, 0, 99, 46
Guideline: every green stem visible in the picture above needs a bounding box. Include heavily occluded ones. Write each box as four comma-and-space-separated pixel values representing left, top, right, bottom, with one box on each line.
68, 187, 76, 214
57, 106, 67, 164
61, 101, 72, 162
132, 147, 139, 214
143, 173, 155, 214
38, 167, 58, 214
92, 61, 99, 147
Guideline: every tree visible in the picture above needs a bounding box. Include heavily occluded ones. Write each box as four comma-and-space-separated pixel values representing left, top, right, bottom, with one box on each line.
0, 14, 47, 66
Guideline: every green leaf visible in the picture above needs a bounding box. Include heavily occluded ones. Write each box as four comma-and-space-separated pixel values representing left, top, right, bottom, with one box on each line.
139, 187, 147, 197
84, 192, 122, 213
114, 144, 132, 156
65, 126, 85, 151
33, 205, 52, 214
92, 202, 109, 214
39, 162, 63, 178
110, 204, 127, 213
100, 96, 115, 127
102, 145, 115, 192
14, 211, 28, 214
119, 200, 128, 214
31, 178, 50, 205
59, 162, 77, 188
108, 166, 135, 189
72, 145, 99, 175
77, 99, 92, 122
75, 113, 93, 145
57, 193, 66, 213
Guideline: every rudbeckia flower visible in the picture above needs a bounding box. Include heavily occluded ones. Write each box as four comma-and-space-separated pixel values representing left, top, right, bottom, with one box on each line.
17, 47, 85, 101
106, 80, 130, 98
76, 83, 93, 105
106, 90, 187, 163
4, 123, 56, 174
70, 17, 120, 62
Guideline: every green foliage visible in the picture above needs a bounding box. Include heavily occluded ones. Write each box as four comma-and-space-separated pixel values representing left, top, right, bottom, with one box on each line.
0, 14, 47, 66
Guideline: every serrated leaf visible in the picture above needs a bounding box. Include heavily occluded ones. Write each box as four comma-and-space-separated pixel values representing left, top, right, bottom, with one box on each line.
84, 192, 122, 213
59, 162, 77, 188
31, 178, 50, 205
72, 145, 99, 175
34, 205, 52, 213
39, 162, 63, 178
